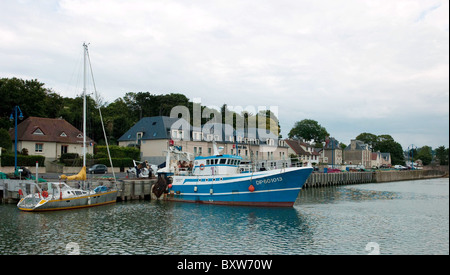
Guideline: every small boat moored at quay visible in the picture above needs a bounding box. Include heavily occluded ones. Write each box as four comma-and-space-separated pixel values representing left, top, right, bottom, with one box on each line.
16, 43, 118, 212
17, 180, 117, 212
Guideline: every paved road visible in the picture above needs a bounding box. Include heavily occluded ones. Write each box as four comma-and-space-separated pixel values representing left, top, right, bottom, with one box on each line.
39, 172, 129, 180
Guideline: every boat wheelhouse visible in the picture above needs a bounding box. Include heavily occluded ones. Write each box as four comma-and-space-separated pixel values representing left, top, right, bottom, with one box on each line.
193, 154, 243, 176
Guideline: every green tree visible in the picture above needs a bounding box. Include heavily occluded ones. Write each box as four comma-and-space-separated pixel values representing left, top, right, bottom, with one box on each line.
416, 146, 433, 166
356, 132, 379, 148
288, 119, 329, 143
0, 78, 48, 129
58, 95, 104, 144
103, 98, 135, 142
0, 128, 12, 152
43, 90, 65, 118
435, 146, 449, 165
374, 136, 405, 165
123, 92, 190, 119
356, 133, 405, 165
0, 78, 52, 118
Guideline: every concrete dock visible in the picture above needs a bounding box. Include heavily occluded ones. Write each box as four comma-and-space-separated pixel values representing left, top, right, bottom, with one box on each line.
304, 169, 445, 188
1, 170, 446, 204
0, 178, 157, 204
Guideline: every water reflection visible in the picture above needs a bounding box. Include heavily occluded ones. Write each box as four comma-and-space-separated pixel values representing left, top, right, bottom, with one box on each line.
298, 185, 399, 205
1, 179, 448, 255
1, 201, 315, 255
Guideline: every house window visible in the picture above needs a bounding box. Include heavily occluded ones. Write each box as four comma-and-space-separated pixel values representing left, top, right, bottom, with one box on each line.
61, 145, 68, 155
35, 143, 43, 153
172, 130, 184, 140
60, 132, 67, 137
193, 132, 201, 141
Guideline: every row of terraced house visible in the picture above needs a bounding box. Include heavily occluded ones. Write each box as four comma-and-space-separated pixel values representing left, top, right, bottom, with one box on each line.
3, 116, 390, 169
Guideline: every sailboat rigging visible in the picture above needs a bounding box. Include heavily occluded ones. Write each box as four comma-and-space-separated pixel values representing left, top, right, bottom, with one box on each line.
17, 43, 118, 211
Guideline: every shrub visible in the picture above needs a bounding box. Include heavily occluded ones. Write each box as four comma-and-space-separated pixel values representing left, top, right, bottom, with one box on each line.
1, 154, 45, 167
95, 158, 134, 168
94, 145, 140, 160
60, 153, 79, 162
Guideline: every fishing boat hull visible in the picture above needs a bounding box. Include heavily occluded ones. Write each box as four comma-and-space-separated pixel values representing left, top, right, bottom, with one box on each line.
166, 167, 313, 207
17, 190, 118, 212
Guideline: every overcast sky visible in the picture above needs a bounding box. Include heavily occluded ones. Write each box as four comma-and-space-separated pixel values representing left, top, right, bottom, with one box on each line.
1, 0, 448, 149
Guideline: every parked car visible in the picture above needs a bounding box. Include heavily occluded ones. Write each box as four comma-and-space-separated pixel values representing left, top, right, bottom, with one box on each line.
394, 165, 408, 170
88, 164, 108, 174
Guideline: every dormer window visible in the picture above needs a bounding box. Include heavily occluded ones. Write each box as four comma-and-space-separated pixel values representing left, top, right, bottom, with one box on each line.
32, 128, 44, 135
193, 131, 201, 141
137, 132, 144, 141
60, 132, 67, 137
77, 133, 83, 138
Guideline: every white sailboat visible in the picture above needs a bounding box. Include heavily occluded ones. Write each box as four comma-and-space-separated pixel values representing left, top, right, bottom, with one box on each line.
17, 43, 118, 211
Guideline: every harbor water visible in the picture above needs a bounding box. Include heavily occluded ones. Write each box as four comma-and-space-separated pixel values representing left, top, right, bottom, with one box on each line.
0, 178, 448, 255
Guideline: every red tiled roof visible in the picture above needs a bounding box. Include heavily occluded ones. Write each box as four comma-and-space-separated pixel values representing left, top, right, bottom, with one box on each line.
285, 139, 310, 156
9, 117, 94, 144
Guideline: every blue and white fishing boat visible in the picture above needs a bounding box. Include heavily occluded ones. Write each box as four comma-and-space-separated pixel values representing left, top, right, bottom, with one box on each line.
155, 143, 312, 207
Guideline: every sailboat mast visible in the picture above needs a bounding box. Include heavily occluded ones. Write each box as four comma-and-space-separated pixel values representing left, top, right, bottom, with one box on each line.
82, 43, 88, 168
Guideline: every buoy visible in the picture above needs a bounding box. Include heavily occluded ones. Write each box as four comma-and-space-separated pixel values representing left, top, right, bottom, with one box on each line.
168, 184, 173, 189
248, 185, 255, 192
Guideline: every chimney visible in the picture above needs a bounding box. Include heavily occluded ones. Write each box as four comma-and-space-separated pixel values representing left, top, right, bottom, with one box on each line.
351, 139, 357, 150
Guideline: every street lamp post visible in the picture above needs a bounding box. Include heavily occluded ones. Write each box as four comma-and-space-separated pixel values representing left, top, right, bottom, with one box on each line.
10, 106, 24, 174
408, 144, 417, 170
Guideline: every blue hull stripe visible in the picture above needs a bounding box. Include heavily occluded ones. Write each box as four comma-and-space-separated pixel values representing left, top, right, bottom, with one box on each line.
179, 187, 301, 196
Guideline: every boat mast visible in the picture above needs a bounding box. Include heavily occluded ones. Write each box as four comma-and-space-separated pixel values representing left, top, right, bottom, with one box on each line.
82, 43, 88, 168
84, 44, 117, 184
